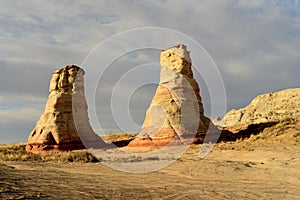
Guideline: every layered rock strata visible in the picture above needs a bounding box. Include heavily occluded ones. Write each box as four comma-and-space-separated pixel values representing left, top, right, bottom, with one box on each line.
128, 44, 210, 149
26, 65, 105, 153
220, 88, 300, 134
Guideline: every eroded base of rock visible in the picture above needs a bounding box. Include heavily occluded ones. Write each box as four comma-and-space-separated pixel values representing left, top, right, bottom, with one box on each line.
26, 143, 85, 154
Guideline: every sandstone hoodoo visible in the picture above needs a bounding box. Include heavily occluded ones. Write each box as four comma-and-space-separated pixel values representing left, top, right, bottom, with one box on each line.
128, 44, 211, 149
26, 65, 105, 153
220, 88, 300, 134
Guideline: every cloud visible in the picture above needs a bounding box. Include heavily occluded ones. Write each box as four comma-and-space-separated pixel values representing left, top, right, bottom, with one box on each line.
0, 0, 121, 46
0, 107, 43, 144
0, 107, 41, 125
0, 0, 300, 143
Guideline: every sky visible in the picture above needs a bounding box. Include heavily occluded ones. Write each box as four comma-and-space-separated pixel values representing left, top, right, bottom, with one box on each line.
1, 0, 300, 143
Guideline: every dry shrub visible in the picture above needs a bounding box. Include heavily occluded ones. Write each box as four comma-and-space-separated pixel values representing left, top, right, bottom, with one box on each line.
0, 143, 98, 163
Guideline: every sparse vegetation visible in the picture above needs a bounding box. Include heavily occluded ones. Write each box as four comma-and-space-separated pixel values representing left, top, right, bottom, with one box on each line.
0, 143, 98, 163
217, 120, 300, 150
293, 132, 300, 137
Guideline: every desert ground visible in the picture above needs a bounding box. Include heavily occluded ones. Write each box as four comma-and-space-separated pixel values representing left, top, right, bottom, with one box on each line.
1, 134, 299, 200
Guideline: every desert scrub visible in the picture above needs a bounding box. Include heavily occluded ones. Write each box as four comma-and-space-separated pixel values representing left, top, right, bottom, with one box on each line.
0, 143, 98, 163
0, 143, 41, 161
41, 151, 98, 163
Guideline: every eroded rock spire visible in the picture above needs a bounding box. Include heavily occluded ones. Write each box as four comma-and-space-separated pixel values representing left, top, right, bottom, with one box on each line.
26, 65, 105, 153
127, 44, 210, 149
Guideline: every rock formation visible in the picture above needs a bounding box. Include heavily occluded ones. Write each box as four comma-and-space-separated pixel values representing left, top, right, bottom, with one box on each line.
127, 44, 210, 149
219, 88, 300, 133
102, 133, 137, 147
26, 65, 106, 153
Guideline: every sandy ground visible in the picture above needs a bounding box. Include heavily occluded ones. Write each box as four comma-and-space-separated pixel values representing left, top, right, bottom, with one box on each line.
0, 143, 299, 200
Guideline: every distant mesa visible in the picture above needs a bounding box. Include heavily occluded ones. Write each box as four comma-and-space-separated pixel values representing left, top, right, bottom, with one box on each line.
26, 65, 108, 153
126, 44, 213, 151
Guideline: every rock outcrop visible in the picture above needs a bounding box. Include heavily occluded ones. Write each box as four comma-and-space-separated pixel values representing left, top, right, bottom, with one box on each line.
127, 44, 210, 149
102, 133, 137, 147
26, 65, 105, 153
220, 88, 300, 133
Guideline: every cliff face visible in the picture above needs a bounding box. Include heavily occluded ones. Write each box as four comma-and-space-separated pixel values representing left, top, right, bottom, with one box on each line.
128, 44, 210, 148
220, 88, 300, 133
26, 65, 102, 153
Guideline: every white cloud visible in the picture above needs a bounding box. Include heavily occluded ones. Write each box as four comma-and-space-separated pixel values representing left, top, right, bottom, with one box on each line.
0, 0, 300, 142
0, 106, 43, 144
0, 107, 42, 125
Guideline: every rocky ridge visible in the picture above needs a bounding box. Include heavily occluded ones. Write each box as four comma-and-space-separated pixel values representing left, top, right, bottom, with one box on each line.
217, 88, 300, 136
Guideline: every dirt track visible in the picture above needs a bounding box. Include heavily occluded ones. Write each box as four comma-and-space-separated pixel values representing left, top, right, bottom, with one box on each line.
1, 144, 299, 199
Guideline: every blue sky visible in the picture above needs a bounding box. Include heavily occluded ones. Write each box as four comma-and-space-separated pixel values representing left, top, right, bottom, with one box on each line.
1, 0, 300, 143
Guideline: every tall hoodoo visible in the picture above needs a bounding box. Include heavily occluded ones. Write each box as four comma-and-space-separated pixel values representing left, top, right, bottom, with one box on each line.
26, 65, 102, 153
128, 44, 210, 148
